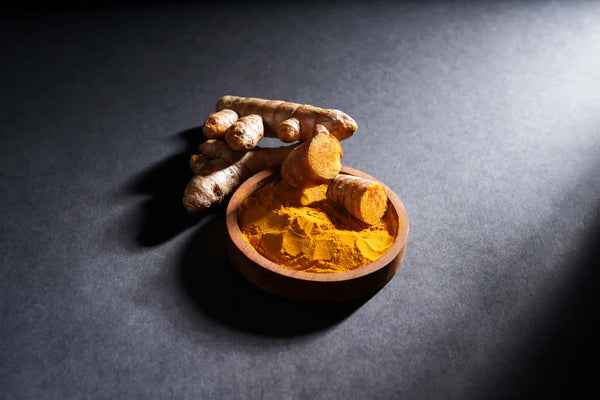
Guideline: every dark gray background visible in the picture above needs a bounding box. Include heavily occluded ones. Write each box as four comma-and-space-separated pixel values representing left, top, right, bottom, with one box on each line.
2, 1, 599, 399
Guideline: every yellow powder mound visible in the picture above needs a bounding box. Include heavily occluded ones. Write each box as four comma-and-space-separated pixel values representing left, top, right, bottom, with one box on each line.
239, 178, 399, 273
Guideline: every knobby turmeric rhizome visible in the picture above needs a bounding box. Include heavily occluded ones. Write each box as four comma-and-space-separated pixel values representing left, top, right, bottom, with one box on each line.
185, 95, 398, 273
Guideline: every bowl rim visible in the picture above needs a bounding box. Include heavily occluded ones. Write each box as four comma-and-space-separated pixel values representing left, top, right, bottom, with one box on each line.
225, 166, 409, 283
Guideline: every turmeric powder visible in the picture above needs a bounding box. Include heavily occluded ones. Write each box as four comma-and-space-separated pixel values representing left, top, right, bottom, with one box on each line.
239, 178, 398, 273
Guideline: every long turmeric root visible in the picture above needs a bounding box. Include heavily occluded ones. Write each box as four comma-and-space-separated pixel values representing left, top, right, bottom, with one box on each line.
203, 95, 357, 146
281, 125, 343, 188
326, 174, 388, 225
183, 140, 298, 213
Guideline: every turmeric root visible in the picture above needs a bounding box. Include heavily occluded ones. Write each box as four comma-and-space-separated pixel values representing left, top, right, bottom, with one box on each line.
202, 109, 238, 138
183, 140, 298, 213
277, 117, 301, 142
189, 139, 244, 175
213, 95, 357, 144
225, 114, 264, 151
326, 174, 388, 225
281, 124, 343, 188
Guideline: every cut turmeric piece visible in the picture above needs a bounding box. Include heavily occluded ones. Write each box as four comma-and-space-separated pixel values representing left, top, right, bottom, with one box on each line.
214, 95, 357, 144
280, 124, 343, 188
327, 174, 388, 225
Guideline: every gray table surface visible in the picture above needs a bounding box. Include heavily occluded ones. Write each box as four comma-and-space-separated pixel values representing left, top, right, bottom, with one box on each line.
2, 1, 599, 399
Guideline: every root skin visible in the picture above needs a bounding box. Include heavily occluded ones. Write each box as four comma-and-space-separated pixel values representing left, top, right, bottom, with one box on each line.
225, 114, 264, 151
326, 174, 388, 225
183, 140, 297, 213
277, 118, 301, 143
215, 95, 357, 143
202, 109, 238, 138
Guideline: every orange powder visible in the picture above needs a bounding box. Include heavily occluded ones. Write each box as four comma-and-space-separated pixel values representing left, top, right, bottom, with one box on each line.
238, 178, 399, 273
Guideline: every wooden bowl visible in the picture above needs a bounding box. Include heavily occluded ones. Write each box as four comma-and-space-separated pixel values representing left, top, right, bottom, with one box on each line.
225, 166, 409, 302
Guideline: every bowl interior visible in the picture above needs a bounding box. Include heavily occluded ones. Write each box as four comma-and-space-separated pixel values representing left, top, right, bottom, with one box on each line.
226, 166, 409, 283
